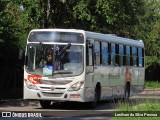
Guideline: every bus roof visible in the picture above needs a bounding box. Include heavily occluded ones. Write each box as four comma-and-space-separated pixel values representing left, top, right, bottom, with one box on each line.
30, 29, 84, 33
85, 31, 144, 48
30, 29, 144, 48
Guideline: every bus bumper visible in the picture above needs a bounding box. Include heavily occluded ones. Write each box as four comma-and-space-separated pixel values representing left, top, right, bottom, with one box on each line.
23, 85, 84, 102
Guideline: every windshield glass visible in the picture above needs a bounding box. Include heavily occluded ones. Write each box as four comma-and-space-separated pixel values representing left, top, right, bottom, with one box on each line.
25, 43, 84, 77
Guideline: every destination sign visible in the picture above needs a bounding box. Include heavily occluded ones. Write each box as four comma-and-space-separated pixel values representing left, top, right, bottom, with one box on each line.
28, 31, 84, 43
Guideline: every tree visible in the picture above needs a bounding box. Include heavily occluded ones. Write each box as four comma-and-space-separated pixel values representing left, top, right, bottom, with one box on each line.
72, 0, 145, 36
131, 0, 160, 68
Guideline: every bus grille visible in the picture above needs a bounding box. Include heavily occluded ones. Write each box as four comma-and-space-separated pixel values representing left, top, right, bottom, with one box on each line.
40, 87, 66, 90
42, 92, 63, 97
41, 80, 72, 85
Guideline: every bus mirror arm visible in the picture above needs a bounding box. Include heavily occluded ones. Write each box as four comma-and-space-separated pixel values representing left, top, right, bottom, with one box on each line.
88, 43, 93, 48
86, 66, 94, 73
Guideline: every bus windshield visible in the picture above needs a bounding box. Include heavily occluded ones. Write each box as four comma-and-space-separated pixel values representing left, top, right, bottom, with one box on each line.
25, 43, 84, 77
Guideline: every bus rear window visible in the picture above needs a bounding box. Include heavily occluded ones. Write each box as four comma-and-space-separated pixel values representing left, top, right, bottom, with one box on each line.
28, 31, 84, 43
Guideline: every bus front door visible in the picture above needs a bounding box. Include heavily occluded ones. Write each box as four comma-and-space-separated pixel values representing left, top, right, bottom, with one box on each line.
84, 40, 94, 102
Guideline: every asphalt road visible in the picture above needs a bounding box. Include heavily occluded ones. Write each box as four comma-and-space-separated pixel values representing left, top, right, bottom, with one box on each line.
0, 89, 160, 119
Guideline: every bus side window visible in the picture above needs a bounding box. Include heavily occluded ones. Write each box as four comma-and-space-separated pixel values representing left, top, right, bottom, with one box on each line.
111, 43, 116, 65
126, 46, 130, 66
142, 48, 144, 67
130, 46, 133, 66
115, 44, 119, 66
138, 48, 144, 67
101, 42, 108, 65
123, 45, 126, 66
119, 45, 123, 66
108, 43, 111, 65
132, 46, 137, 66
86, 41, 94, 66
136, 48, 139, 66
94, 41, 100, 65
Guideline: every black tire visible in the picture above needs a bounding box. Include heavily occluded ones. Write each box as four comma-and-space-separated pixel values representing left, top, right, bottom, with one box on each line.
40, 100, 51, 109
88, 88, 98, 108
124, 84, 130, 101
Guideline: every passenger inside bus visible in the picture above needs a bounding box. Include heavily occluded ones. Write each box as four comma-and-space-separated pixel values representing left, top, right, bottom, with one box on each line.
46, 54, 53, 65
45, 47, 53, 65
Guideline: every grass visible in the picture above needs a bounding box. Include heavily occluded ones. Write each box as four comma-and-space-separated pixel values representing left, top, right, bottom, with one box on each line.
113, 99, 160, 120
145, 81, 160, 89
113, 82, 160, 120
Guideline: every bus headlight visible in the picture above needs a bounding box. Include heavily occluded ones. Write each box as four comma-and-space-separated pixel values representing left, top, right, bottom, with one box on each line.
68, 81, 84, 91
25, 79, 38, 90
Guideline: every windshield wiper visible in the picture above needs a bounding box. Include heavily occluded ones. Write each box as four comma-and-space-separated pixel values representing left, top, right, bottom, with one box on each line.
58, 43, 71, 56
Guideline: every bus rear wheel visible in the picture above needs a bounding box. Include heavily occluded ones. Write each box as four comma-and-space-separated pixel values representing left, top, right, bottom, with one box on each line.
40, 100, 51, 109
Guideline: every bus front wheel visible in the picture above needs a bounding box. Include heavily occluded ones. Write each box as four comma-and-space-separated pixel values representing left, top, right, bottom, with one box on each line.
88, 87, 98, 108
40, 100, 51, 109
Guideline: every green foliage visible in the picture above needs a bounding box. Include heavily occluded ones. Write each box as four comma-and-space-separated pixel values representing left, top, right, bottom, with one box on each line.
145, 56, 160, 68
0, 0, 46, 49
114, 99, 160, 120
73, 0, 145, 34
145, 81, 160, 89
0, 0, 160, 68
73, 1, 91, 21
129, 0, 160, 68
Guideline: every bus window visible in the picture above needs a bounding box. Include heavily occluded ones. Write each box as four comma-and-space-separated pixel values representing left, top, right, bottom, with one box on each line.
126, 46, 130, 66
132, 47, 137, 66
26, 45, 36, 70
123, 45, 126, 66
115, 44, 119, 66
111, 44, 116, 65
119, 45, 123, 66
101, 42, 108, 65
86, 40, 94, 66
130, 46, 133, 66
142, 48, 144, 67
94, 41, 100, 65
138, 48, 144, 67
108, 43, 111, 65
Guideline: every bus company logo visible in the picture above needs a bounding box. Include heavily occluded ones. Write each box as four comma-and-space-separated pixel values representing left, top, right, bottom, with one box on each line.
28, 75, 42, 81
50, 86, 55, 91
2, 112, 11, 117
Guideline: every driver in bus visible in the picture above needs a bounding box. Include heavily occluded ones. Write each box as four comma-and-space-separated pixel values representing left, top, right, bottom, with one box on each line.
45, 46, 62, 70
45, 47, 53, 66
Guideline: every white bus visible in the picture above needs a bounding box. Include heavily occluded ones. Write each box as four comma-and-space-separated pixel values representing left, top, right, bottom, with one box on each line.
24, 29, 145, 108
